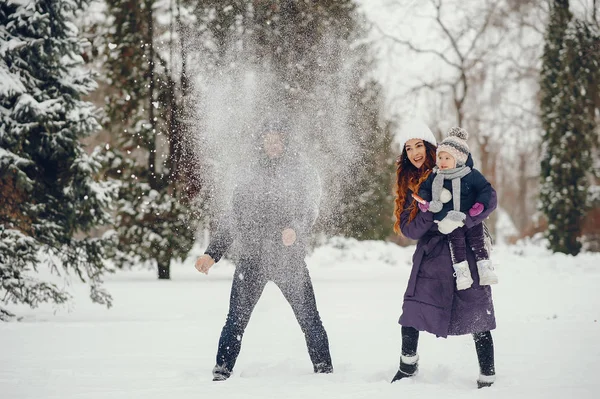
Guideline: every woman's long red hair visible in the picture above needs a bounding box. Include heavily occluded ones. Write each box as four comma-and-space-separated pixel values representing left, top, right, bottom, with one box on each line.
393, 142, 437, 235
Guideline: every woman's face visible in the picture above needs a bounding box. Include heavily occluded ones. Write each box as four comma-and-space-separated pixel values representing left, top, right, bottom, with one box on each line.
404, 139, 427, 169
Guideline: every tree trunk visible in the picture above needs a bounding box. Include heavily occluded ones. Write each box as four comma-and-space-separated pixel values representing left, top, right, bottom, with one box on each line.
146, 0, 157, 190
516, 151, 529, 232
478, 135, 498, 238
158, 261, 170, 280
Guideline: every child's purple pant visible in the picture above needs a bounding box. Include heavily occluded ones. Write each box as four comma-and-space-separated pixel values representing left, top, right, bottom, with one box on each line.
448, 222, 489, 264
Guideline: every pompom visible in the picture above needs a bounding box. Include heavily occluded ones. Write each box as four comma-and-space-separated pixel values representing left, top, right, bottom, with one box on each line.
447, 127, 468, 141
440, 188, 452, 203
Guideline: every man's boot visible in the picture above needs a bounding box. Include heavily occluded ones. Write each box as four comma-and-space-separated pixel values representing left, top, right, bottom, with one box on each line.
212, 365, 232, 381
477, 373, 495, 388
314, 362, 333, 374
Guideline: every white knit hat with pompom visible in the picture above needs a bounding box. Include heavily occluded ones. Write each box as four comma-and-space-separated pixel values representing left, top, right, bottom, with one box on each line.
436, 127, 470, 166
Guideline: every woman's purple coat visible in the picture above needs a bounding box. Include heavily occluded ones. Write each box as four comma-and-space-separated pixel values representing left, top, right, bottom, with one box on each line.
398, 189, 497, 338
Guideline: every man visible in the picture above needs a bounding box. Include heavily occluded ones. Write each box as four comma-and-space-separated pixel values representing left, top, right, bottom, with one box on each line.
195, 118, 333, 381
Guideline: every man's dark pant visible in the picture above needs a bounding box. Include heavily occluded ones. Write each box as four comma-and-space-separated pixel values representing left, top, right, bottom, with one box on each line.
215, 256, 332, 373
448, 222, 489, 265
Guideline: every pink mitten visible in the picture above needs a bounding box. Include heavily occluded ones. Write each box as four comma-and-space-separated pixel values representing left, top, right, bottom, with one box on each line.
418, 201, 429, 212
469, 202, 484, 217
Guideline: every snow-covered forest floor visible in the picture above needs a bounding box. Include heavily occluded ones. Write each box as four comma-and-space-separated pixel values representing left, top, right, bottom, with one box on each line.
2, 238, 599, 399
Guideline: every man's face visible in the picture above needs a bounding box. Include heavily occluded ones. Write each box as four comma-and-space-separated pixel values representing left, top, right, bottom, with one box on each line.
263, 132, 285, 159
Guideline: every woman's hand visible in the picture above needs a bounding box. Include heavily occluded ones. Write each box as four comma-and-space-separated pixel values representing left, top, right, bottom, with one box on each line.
282, 228, 297, 246
195, 254, 215, 274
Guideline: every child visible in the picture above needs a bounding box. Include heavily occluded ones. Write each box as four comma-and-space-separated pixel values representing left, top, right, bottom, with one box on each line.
417, 127, 498, 290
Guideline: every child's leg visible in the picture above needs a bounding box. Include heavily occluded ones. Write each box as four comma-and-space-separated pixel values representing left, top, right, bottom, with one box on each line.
448, 229, 473, 290
448, 228, 467, 264
465, 222, 489, 261
466, 223, 498, 285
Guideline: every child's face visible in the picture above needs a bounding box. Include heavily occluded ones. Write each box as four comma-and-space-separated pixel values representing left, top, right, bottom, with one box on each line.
437, 151, 456, 169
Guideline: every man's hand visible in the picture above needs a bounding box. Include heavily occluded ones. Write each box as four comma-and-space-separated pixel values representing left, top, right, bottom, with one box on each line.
195, 254, 215, 274
282, 228, 297, 246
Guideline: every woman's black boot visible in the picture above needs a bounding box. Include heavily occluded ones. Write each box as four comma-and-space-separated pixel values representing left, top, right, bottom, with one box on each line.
391, 354, 419, 383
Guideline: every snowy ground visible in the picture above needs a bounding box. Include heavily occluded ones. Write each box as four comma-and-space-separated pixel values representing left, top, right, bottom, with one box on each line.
2, 238, 599, 399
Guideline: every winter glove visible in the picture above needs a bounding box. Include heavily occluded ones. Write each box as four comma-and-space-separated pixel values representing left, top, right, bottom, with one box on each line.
469, 202, 484, 217
412, 193, 430, 212
428, 200, 443, 213
435, 210, 466, 234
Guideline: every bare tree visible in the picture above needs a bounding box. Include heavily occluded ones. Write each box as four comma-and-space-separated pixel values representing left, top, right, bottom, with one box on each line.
376, 0, 505, 127
375, 0, 548, 239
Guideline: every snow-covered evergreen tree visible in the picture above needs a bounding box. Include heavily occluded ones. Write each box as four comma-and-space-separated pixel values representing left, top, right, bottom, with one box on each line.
540, 0, 600, 255
338, 81, 394, 240
102, 0, 197, 279
0, 0, 116, 320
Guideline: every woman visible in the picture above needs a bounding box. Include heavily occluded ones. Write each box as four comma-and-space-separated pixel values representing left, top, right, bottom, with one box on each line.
391, 120, 497, 389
